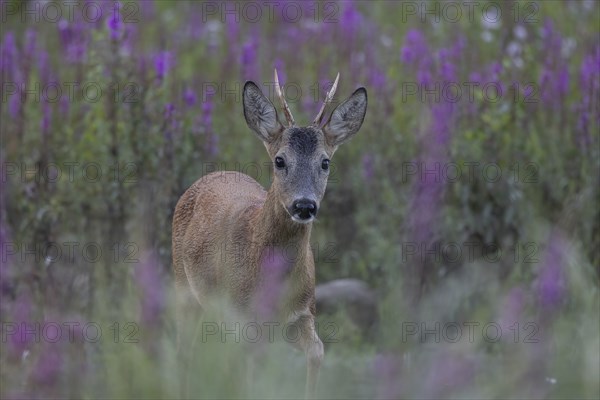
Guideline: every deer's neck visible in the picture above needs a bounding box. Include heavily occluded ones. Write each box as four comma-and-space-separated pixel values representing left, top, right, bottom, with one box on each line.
252, 185, 312, 258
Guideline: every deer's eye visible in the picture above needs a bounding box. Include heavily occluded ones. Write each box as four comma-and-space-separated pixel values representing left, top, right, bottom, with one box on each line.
321, 159, 330, 171
275, 157, 286, 169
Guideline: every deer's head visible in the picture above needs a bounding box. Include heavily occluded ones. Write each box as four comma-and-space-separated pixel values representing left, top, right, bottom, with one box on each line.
243, 70, 367, 224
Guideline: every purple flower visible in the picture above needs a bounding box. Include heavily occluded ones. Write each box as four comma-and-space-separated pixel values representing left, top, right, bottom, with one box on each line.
373, 353, 402, 399
202, 94, 219, 156
154, 51, 174, 83
0, 220, 12, 298
31, 345, 63, 387
41, 101, 52, 137
37, 50, 51, 85
400, 29, 428, 65
140, 0, 155, 18
255, 249, 290, 321
226, 14, 239, 53
421, 352, 476, 397
137, 251, 165, 327
438, 48, 457, 82
431, 101, 454, 145
537, 232, 567, 311
577, 46, 600, 145
340, 2, 362, 42
184, 88, 197, 107
57, 20, 87, 63
1, 31, 17, 78
417, 71, 433, 88
557, 65, 570, 97
541, 18, 562, 59
106, 2, 123, 40
8, 293, 33, 360
580, 47, 600, 89
241, 33, 259, 80
369, 66, 387, 92
361, 153, 375, 181
9, 91, 21, 119
24, 29, 36, 57
59, 94, 70, 116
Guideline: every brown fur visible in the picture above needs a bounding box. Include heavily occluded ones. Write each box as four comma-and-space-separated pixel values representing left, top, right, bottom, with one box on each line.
172, 171, 316, 314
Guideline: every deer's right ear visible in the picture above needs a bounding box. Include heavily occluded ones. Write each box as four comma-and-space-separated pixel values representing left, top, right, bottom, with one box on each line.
243, 81, 283, 143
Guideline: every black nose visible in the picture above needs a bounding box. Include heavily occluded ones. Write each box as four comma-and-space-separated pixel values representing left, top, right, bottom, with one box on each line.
292, 199, 317, 220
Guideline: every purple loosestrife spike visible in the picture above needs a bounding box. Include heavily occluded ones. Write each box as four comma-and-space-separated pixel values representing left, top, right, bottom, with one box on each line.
9, 293, 33, 360
41, 101, 52, 137
255, 248, 290, 321
438, 48, 457, 82
154, 51, 174, 83
361, 153, 374, 181
431, 102, 454, 145
9, 93, 20, 119
184, 88, 197, 107
202, 94, 219, 156
422, 352, 476, 398
58, 19, 87, 63
557, 66, 569, 98
6, 35, 22, 120
417, 57, 433, 87
25, 29, 37, 57
537, 232, 567, 311
226, 15, 239, 49
241, 31, 259, 80
37, 50, 50, 85
59, 95, 69, 116
0, 219, 12, 298
373, 353, 402, 399
140, 0, 155, 18
137, 251, 165, 327
369, 66, 386, 92
400, 29, 428, 65
341, 2, 362, 42
577, 47, 600, 145
31, 345, 63, 387
106, 2, 123, 41
1, 32, 17, 80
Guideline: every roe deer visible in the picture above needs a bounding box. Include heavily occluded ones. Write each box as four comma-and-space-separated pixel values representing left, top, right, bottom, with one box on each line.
171, 70, 367, 398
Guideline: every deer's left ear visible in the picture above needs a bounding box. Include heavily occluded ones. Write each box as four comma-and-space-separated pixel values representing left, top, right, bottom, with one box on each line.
323, 88, 367, 147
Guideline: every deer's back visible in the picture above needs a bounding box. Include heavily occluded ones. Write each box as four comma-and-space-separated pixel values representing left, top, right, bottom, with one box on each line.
172, 171, 266, 306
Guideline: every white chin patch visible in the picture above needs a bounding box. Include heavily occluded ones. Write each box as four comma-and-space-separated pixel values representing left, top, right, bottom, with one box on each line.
291, 215, 313, 224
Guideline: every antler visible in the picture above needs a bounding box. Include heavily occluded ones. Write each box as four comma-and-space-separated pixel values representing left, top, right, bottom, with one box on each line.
313, 72, 340, 126
274, 69, 295, 127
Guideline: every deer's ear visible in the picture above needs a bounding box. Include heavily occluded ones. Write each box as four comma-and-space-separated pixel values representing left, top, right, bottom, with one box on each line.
323, 87, 367, 147
243, 81, 283, 143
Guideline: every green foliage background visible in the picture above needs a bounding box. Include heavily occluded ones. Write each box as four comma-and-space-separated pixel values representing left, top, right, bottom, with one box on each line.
1, 1, 599, 398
